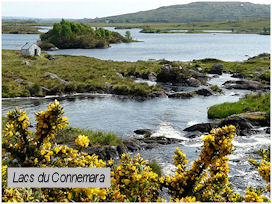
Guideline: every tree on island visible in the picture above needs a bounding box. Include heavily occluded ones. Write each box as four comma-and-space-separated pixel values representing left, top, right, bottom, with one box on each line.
125, 31, 132, 40
39, 19, 133, 50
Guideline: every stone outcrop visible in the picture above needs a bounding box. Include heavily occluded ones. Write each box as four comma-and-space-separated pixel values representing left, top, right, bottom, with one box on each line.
223, 80, 269, 90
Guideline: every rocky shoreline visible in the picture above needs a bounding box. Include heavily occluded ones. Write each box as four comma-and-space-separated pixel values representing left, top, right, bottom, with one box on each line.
7, 59, 269, 100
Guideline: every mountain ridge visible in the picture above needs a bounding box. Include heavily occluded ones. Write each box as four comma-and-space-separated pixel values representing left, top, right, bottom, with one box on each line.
84, 2, 270, 23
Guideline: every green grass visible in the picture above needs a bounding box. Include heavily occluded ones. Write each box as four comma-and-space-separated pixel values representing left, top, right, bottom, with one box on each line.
149, 160, 162, 177
2, 21, 52, 34
2, 25, 41, 34
2, 50, 163, 98
55, 126, 123, 147
2, 50, 270, 98
191, 53, 270, 82
208, 93, 270, 119
210, 85, 223, 93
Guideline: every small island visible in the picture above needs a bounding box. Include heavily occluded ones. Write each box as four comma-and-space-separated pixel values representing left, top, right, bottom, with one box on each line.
39, 19, 135, 50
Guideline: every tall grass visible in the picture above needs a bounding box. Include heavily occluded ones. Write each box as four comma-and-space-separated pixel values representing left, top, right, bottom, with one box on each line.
54, 126, 123, 147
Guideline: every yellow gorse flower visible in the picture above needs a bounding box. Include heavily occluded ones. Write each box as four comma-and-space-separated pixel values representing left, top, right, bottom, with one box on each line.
75, 135, 90, 148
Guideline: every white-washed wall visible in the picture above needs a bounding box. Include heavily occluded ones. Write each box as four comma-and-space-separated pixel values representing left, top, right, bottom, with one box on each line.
21, 44, 41, 56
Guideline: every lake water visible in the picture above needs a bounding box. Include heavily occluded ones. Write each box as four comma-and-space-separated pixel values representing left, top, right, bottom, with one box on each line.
2, 27, 270, 61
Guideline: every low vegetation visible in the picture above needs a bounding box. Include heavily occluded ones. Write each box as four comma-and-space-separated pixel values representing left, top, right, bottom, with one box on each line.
86, 2, 270, 24
2, 101, 270, 202
208, 93, 270, 119
2, 50, 270, 98
40, 19, 134, 50
55, 126, 123, 146
191, 53, 270, 82
2, 50, 163, 98
114, 17, 268, 34
2, 20, 41, 34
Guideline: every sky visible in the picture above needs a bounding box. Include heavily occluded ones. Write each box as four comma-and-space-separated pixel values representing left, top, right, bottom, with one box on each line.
2, 0, 271, 19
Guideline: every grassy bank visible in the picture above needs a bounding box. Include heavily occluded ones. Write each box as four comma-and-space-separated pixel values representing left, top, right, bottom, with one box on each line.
2, 25, 41, 34
191, 53, 270, 82
2, 20, 52, 34
87, 17, 270, 34
2, 50, 163, 98
2, 50, 270, 98
208, 93, 270, 119
54, 126, 123, 147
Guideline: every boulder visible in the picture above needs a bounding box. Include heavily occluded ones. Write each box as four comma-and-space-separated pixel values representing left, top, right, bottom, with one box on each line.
123, 139, 141, 152
49, 47, 59, 51
148, 72, 157, 82
22, 60, 31, 66
40, 86, 51, 94
184, 131, 202, 138
117, 145, 129, 155
239, 112, 269, 126
78, 146, 120, 160
149, 91, 167, 98
231, 73, 245, 79
161, 64, 173, 71
219, 115, 253, 136
209, 64, 223, 75
168, 91, 196, 99
184, 123, 218, 133
116, 72, 124, 78
156, 68, 181, 83
266, 127, 270, 134
134, 129, 152, 135
191, 65, 202, 72
44, 72, 68, 84
140, 136, 183, 145
186, 77, 201, 87
223, 80, 269, 90
15, 78, 24, 82
195, 88, 213, 96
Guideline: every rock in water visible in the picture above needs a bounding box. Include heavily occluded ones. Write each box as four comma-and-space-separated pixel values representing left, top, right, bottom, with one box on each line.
223, 80, 269, 90
209, 64, 223, 75
134, 129, 152, 135
183, 123, 218, 132
195, 88, 213, 96
184, 131, 202, 138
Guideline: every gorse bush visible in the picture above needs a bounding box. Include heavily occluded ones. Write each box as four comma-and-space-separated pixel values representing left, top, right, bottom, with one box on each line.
2, 100, 270, 202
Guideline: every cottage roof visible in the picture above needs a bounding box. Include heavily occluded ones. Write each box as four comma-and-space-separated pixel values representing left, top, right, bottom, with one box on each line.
21, 42, 37, 50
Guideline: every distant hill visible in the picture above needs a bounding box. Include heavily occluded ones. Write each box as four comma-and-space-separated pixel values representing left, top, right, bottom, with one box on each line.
84, 2, 270, 23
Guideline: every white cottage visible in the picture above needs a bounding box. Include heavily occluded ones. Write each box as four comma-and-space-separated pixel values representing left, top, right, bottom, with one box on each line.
21, 42, 41, 56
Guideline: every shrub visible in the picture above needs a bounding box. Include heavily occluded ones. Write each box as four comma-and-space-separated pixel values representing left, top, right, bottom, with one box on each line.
27, 83, 43, 96
149, 160, 162, 177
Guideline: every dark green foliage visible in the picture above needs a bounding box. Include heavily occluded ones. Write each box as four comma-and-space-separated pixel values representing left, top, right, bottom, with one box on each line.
210, 85, 223, 93
125, 30, 132, 40
27, 83, 43, 96
149, 160, 162, 177
40, 19, 132, 49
